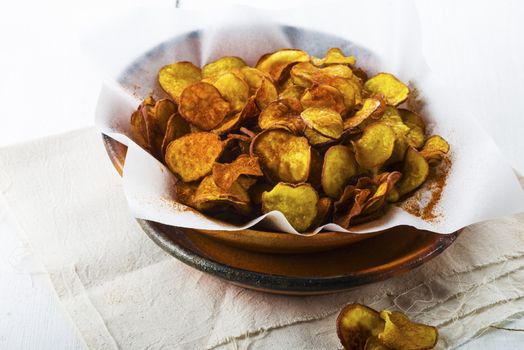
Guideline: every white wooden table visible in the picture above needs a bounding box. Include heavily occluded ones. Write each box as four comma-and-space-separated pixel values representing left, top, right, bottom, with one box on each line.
1, 0, 523, 348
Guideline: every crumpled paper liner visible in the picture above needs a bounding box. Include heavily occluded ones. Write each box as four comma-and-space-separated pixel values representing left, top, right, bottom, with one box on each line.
91, 1, 524, 234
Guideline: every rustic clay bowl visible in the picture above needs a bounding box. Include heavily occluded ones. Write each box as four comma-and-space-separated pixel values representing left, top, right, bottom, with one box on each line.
100, 26, 460, 294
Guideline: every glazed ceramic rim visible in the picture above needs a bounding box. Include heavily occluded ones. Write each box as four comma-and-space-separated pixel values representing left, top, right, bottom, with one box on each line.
139, 218, 459, 293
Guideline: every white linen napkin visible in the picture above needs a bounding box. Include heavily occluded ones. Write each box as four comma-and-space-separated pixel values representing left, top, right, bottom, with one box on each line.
0, 128, 523, 349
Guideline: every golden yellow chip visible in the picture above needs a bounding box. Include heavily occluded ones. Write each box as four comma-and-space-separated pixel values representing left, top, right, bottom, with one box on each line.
161, 113, 190, 156
158, 62, 202, 103
396, 147, 429, 196
379, 107, 411, 164
313, 48, 356, 66
130, 108, 150, 151
290, 62, 319, 88
378, 311, 438, 350
193, 175, 251, 215
164, 132, 224, 182
333, 186, 371, 228
399, 109, 426, 149
303, 127, 335, 145
258, 98, 305, 133
202, 56, 246, 78
362, 172, 402, 214
212, 155, 263, 190
320, 64, 353, 79
420, 135, 449, 164
255, 77, 278, 110
279, 85, 305, 100
239, 66, 271, 94
256, 49, 310, 81
143, 99, 177, 156
212, 72, 250, 112
364, 73, 409, 106
152, 98, 177, 133
336, 304, 385, 350
311, 72, 357, 109
321, 145, 359, 199
251, 129, 311, 183
301, 84, 346, 115
261, 182, 318, 232
353, 123, 396, 169
179, 82, 230, 130
300, 107, 343, 140
344, 96, 386, 130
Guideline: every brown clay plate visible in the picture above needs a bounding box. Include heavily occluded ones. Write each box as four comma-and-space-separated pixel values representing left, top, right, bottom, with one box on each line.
102, 26, 460, 294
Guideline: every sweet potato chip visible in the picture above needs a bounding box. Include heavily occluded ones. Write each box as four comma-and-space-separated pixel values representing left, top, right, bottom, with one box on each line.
353, 123, 396, 169
193, 175, 251, 215
212, 97, 258, 135
321, 64, 353, 79
364, 73, 409, 106
212, 72, 250, 112
399, 109, 426, 149
300, 107, 343, 139
179, 82, 230, 130
311, 72, 357, 109
212, 155, 263, 191
152, 98, 177, 133
290, 62, 318, 88
130, 108, 150, 151
258, 98, 305, 133
165, 132, 224, 182
158, 62, 202, 103
344, 96, 386, 130
301, 84, 346, 115
396, 147, 429, 196
202, 56, 246, 78
333, 186, 371, 228
378, 311, 438, 350
321, 145, 359, 199
144, 99, 178, 155
161, 113, 190, 156
261, 182, 318, 232
304, 127, 335, 146
420, 135, 449, 164
313, 48, 356, 66
362, 172, 402, 214
336, 304, 385, 350
379, 108, 411, 164
279, 85, 305, 100
239, 67, 271, 94
256, 49, 310, 81
251, 129, 311, 183
255, 77, 278, 110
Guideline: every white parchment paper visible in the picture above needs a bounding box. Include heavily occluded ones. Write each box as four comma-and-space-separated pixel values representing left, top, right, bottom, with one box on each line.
90, 1, 524, 234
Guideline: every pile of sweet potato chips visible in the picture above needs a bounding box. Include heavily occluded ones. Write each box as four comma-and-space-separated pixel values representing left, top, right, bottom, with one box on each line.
130, 48, 449, 232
